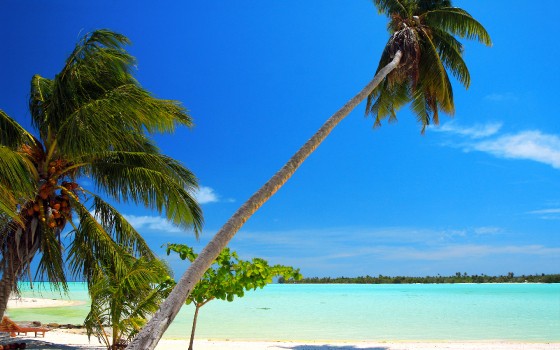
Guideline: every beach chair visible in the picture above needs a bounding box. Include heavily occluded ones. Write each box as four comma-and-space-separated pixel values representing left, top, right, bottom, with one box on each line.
0, 316, 49, 337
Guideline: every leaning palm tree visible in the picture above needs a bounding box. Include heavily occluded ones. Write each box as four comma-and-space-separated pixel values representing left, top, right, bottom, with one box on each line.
0, 29, 203, 318
127, 1, 491, 348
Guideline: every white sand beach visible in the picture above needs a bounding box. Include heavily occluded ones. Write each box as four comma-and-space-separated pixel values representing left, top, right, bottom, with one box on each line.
3, 329, 559, 350
4, 297, 559, 350
7, 296, 86, 309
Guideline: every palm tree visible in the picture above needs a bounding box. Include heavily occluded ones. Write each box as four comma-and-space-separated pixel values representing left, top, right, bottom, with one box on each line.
0, 114, 37, 225
127, 1, 491, 348
85, 254, 173, 349
0, 29, 203, 318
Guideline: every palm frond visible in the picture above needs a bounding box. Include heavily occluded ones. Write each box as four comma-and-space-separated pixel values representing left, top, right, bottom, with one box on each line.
35, 225, 67, 292
85, 254, 170, 346
410, 88, 430, 131
29, 75, 54, 141
81, 151, 202, 235
60, 29, 132, 81
372, 0, 409, 17
90, 194, 154, 259
417, 27, 449, 105
367, 80, 410, 127
431, 27, 470, 88
0, 147, 38, 223
54, 84, 190, 156
36, 30, 191, 158
415, 0, 451, 13
441, 66, 454, 115
0, 110, 36, 148
422, 7, 492, 46
66, 198, 128, 286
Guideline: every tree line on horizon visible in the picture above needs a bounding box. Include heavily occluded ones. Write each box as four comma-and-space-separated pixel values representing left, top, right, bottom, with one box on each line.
279, 272, 560, 284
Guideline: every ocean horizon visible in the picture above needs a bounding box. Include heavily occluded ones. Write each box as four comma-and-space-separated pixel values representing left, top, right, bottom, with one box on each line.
8, 282, 560, 342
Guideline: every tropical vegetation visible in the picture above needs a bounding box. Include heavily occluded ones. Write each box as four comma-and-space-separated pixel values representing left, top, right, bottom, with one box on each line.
166, 244, 301, 350
280, 273, 560, 284
0, 29, 203, 319
128, 2, 491, 348
84, 254, 174, 349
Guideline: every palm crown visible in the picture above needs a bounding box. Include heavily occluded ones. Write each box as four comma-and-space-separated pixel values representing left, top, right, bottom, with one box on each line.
0, 30, 203, 308
367, 0, 492, 132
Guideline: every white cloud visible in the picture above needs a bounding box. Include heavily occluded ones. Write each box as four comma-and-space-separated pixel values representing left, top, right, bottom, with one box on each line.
484, 92, 518, 102
122, 214, 182, 233
471, 131, 560, 169
434, 121, 560, 170
527, 208, 560, 220
432, 121, 502, 139
194, 186, 220, 204
474, 226, 503, 235
528, 208, 560, 215
378, 244, 560, 261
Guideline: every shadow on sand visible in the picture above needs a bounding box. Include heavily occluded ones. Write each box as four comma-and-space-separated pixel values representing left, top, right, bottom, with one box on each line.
277, 345, 389, 350
0, 338, 105, 350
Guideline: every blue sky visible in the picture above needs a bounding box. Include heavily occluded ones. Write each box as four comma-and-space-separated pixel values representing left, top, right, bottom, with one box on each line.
1, 1, 559, 278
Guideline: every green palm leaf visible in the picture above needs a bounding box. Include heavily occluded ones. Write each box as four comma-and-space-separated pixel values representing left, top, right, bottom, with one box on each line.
0, 147, 37, 223
29, 75, 54, 141
85, 254, 170, 347
66, 196, 129, 286
90, 193, 154, 259
82, 151, 202, 235
422, 7, 492, 45
373, 0, 409, 17
35, 225, 67, 291
0, 110, 36, 148
367, 1, 491, 130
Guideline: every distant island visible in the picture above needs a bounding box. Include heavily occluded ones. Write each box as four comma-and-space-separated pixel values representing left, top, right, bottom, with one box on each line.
279, 272, 560, 284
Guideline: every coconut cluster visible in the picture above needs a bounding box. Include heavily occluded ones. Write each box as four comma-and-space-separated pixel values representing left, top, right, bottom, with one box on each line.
21, 159, 80, 229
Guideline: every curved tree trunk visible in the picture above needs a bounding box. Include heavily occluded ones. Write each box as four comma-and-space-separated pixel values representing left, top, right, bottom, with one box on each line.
126, 50, 402, 350
0, 267, 15, 317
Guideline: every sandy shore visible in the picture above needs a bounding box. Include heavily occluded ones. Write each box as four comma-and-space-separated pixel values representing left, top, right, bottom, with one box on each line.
0, 329, 557, 350
4, 298, 559, 349
7, 296, 85, 309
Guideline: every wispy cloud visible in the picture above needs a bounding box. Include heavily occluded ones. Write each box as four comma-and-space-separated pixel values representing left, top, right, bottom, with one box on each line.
186, 225, 558, 276
473, 226, 503, 235
484, 92, 518, 102
431, 121, 502, 139
378, 244, 560, 261
123, 214, 182, 233
233, 226, 507, 258
434, 122, 560, 170
471, 131, 560, 169
527, 208, 560, 220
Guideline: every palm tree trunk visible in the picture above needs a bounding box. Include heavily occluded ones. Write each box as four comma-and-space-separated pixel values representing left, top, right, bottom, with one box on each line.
188, 305, 201, 350
126, 50, 402, 350
0, 219, 42, 319
0, 267, 15, 317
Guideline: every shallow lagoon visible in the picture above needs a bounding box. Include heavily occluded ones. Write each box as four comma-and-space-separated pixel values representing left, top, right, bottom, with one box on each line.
8, 283, 560, 341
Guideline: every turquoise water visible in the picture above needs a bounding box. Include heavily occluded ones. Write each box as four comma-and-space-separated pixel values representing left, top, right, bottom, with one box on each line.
8, 283, 560, 341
